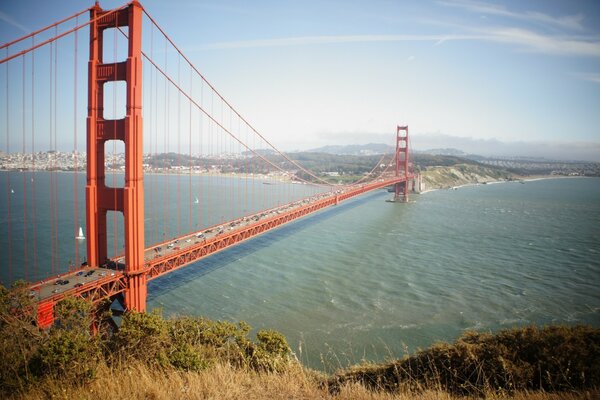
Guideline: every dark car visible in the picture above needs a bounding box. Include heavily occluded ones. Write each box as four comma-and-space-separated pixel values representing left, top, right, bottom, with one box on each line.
60, 280, 70, 285
74, 283, 83, 288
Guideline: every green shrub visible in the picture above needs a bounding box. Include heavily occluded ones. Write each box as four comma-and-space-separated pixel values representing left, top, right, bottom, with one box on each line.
33, 329, 100, 382
168, 342, 209, 371
168, 316, 248, 348
109, 309, 169, 365
0, 281, 42, 393
330, 325, 600, 395
235, 329, 291, 372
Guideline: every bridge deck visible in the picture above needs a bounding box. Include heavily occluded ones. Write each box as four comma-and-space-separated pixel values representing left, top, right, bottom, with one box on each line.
31, 176, 411, 305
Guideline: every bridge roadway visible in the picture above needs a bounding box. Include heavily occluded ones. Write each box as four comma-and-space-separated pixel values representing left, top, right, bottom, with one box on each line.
30, 175, 411, 306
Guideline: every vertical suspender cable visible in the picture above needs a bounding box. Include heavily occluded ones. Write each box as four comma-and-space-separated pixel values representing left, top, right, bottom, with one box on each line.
49, 39, 55, 274
155, 47, 160, 243
21, 56, 28, 281
231, 108, 235, 219
53, 28, 59, 272
112, 22, 118, 258
199, 80, 204, 230
5, 48, 13, 283
188, 65, 192, 233
31, 37, 38, 277
52, 31, 62, 272
72, 19, 79, 266
51, 31, 62, 273
163, 37, 169, 241
147, 22, 154, 245
176, 54, 181, 237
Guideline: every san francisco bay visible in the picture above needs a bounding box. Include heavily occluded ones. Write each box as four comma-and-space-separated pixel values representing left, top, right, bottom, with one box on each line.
148, 176, 600, 370
1, 172, 599, 370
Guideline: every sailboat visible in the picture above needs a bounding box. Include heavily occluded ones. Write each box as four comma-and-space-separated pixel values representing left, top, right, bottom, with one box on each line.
76, 226, 85, 240
194, 196, 199, 204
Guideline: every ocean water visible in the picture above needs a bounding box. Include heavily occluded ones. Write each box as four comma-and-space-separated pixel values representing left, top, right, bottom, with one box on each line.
0, 170, 321, 282
147, 177, 600, 370
1, 172, 599, 370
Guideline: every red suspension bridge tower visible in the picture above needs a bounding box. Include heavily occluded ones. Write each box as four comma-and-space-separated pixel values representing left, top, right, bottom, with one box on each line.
86, 1, 146, 311
1, 0, 419, 328
394, 125, 410, 202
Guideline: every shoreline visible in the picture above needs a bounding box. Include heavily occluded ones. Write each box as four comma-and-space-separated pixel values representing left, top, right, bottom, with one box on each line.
0, 168, 303, 185
418, 174, 592, 195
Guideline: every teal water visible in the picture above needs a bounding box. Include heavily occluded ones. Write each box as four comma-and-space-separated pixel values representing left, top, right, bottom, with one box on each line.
147, 178, 600, 370
0, 170, 321, 283
1, 172, 599, 370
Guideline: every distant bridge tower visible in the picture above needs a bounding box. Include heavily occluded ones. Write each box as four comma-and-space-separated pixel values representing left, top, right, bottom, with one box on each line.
394, 125, 410, 202
86, 1, 146, 311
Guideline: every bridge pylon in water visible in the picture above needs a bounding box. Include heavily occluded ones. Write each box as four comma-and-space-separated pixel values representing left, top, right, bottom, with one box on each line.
86, 1, 146, 311
394, 125, 410, 202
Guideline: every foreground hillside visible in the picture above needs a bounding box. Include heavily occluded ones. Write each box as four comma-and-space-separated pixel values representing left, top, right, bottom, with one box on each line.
1, 285, 598, 399
16, 361, 598, 400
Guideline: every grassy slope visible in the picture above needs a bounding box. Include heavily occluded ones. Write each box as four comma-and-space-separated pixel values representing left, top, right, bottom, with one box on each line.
17, 361, 598, 400
10, 324, 599, 400
420, 163, 510, 191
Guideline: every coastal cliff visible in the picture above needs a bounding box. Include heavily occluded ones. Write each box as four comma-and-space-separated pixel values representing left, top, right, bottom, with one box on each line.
420, 163, 511, 191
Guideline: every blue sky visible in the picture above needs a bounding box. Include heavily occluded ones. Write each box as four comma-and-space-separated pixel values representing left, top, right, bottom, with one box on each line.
1, 1, 600, 160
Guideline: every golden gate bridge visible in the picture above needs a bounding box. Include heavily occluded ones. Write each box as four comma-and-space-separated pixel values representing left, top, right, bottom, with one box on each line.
1, 1, 417, 328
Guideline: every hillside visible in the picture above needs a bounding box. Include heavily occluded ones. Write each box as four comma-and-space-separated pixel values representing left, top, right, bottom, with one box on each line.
420, 163, 511, 191
2, 285, 598, 400
307, 143, 394, 155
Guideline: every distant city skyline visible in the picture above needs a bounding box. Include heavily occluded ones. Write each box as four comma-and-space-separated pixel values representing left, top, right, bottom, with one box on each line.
1, 0, 599, 161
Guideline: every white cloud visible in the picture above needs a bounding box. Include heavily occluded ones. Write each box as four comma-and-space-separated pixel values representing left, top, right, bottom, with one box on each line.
485, 27, 600, 57
573, 72, 600, 84
195, 30, 600, 58
195, 34, 479, 50
437, 0, 584, 31
0, 10, 29, 34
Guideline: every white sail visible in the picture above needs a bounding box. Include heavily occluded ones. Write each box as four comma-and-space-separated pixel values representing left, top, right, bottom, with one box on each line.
76, 226, 85, 240
194, 196, 199, 204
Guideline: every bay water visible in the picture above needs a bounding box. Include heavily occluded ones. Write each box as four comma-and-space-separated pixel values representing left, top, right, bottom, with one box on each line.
147, 177, 600, 370
1, 171, 599, 370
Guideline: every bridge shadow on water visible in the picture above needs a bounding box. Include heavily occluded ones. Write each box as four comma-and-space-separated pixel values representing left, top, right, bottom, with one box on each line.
147, 190, 388, 301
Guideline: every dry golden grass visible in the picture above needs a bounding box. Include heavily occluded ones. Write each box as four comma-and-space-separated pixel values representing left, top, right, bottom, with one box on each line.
14, 361, 598, 400
2, 292, 597, 400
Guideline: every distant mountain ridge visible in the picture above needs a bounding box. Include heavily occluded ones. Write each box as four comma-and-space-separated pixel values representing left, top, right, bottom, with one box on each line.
306, 143, 394, 155
417, 148, 467, 156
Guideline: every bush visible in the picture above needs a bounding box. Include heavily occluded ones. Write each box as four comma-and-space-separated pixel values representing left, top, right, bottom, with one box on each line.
234, 329, 291, 372
109, 309, 169, 366
168, 342, 209, 371
32, 329, 100, 382
0, 281, 43, 393
329, 325, 600, 395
